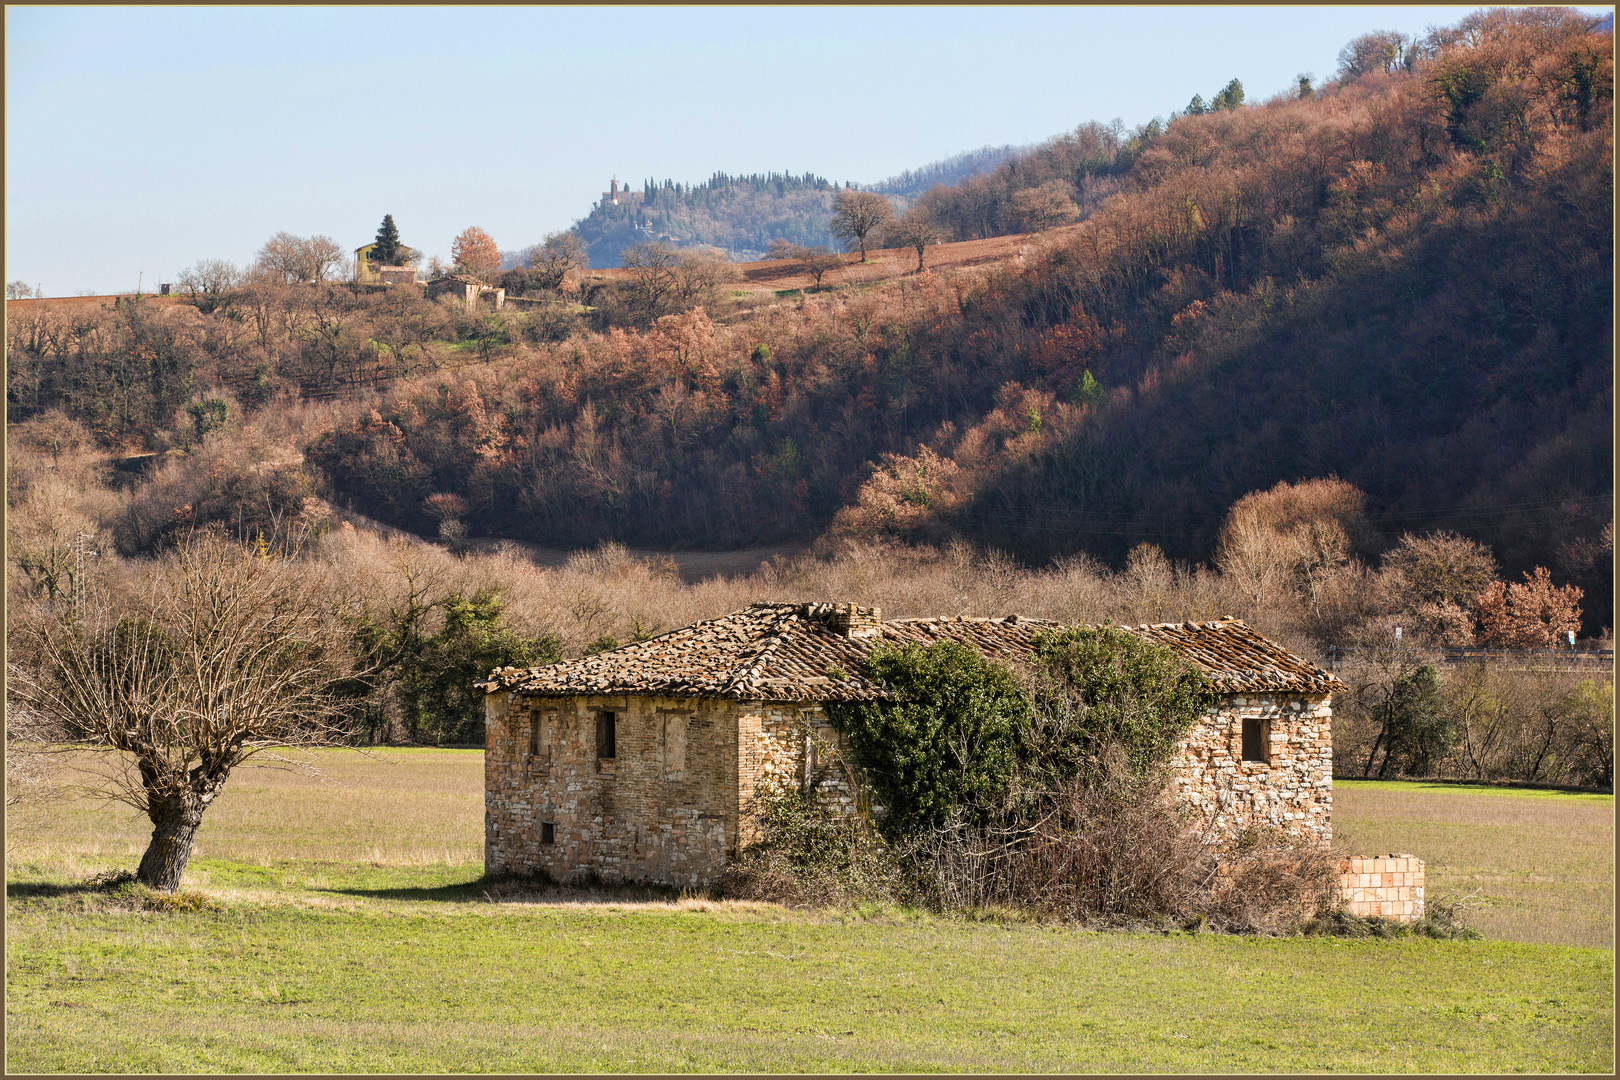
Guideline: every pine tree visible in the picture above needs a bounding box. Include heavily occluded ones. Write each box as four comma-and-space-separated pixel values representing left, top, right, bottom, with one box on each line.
372, 214, 402, 265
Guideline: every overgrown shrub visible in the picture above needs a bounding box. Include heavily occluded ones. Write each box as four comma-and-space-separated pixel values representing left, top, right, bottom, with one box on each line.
716, 787, 903, 908
827, 640, 1032, 837
370, 588, 562, 746
1024, 625, 1215, 781
807, 627, 1334, 930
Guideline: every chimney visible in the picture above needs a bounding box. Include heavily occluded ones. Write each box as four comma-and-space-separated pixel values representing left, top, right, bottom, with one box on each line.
829, 603, 882, 640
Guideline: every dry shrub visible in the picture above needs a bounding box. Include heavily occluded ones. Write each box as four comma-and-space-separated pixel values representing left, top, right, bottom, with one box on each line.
715, 788, 901, 909
908, 760, 1337, 933
722, 752, 1338, 933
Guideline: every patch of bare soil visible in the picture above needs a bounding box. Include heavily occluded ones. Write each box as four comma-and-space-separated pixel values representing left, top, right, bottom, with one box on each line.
580, 225, 1088, 297
8, 294, 186, 309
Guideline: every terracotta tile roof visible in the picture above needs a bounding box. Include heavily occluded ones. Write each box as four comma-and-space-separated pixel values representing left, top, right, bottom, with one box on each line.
479, 602, 1345, 701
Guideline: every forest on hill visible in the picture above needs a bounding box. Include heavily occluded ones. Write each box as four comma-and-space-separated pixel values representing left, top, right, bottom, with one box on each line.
6, 8, 1611, 637
572, 172, 846, 267
567, 143, 1035, 267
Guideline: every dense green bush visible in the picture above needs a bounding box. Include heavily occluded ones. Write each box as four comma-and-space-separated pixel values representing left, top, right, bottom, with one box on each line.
1024, 625, 1215, 783
827, 640, 1032, 837
369, 589, 560, 745
828, 628, 1212, 839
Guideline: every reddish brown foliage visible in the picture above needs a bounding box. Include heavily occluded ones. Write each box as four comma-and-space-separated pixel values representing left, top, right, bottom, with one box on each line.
1477, 566, 1584, 647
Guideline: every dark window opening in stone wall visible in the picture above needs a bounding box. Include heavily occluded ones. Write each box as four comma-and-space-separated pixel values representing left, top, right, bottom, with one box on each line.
1242, 716, 1269, 763
597, 712, 617, 760
541, 822, 555, 845
528, 713, 539, 756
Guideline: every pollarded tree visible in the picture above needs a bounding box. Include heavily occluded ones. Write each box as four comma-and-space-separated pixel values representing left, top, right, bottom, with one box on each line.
6, 531, 366, 892
372, 214, 403, 265
829, 189, 894, 262
451, 226, 501, 282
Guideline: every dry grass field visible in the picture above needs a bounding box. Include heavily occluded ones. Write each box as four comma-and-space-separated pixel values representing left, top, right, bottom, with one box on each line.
6, 749, 485, 876
573, 224, 1084, 297
1333, 780, 1614, 950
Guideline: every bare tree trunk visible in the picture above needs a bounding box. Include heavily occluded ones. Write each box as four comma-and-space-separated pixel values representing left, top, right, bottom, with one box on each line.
136, 799, 203, 892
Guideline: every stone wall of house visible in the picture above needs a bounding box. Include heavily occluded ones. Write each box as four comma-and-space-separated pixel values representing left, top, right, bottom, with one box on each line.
485, 692, 742, 887
1168, 693, 1333, 845
735, 702, 857, 847
1336, 854, 1424, 921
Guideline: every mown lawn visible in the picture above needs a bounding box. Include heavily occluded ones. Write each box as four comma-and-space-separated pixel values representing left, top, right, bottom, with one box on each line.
4, 751, 1613, 1073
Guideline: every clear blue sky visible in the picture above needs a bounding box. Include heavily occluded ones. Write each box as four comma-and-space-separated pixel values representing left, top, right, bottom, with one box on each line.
6, 5, 1607, 295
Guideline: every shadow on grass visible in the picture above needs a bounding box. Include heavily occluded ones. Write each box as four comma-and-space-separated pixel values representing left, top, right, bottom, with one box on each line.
321, 879, 491, 902
6, 870, 136, 899
326, 874, 689, 906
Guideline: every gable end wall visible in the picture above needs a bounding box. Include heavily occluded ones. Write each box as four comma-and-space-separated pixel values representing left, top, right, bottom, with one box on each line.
1170, 693, 1333, 844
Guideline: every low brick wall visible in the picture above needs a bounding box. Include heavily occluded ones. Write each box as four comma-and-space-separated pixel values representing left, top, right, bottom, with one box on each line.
1336, 854, 1424, 921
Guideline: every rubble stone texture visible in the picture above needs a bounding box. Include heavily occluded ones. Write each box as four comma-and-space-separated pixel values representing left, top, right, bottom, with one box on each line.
482, 602, 1349, 886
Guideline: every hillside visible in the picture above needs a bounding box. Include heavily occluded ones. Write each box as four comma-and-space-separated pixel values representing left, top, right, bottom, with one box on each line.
567, 141, 1036, 267
304, 10, 1611, 578
7, 9, 1611, 636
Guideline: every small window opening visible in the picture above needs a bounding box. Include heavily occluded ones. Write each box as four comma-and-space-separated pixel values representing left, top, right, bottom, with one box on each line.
1242, 717, 1269, 763
528, 712, 540, 756
541, 822, 555, 845
596, 711, 617, 760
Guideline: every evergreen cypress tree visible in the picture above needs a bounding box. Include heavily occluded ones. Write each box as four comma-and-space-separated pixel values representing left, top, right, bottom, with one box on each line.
372, 214, 402, 264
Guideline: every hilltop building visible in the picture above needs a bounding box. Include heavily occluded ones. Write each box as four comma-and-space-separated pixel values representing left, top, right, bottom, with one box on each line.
426, 273, 504, 311
479, 603, 1343, 889
354, 243, 420, 286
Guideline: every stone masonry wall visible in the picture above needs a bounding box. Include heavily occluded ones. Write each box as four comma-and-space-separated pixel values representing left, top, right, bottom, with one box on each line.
735, 702, 856, 847
1168, 693, 1333, 845
487, 688, 1335, 886
1336, 854, 1425, 920
485, 692, 741, 887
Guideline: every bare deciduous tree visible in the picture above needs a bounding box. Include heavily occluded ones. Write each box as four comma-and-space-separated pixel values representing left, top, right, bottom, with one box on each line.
6, 532, 366, 892
768, 241, 844, 289
8, 280, 35, 300
829, 190, 894, 262
304, 236, 346, 283
176, 259, 242, 313
253, 233, 345, 284
524, 231, 589, 291
884, 207, 948, 273
619, 243, 737, 323
1010, 182, 1079, 232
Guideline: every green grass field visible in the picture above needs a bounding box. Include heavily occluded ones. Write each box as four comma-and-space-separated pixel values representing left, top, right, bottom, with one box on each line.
5, 752, 1613, 1073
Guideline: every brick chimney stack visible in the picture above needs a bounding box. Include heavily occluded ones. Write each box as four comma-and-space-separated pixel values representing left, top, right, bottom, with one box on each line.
800, 602, 883, 639
830, 603, 882, 640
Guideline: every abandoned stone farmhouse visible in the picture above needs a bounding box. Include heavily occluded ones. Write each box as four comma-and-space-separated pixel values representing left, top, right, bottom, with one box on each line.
478, 602, 1345, 888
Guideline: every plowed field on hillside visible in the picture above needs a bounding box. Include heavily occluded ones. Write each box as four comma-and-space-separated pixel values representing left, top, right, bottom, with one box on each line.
583, 223, 1088, 293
